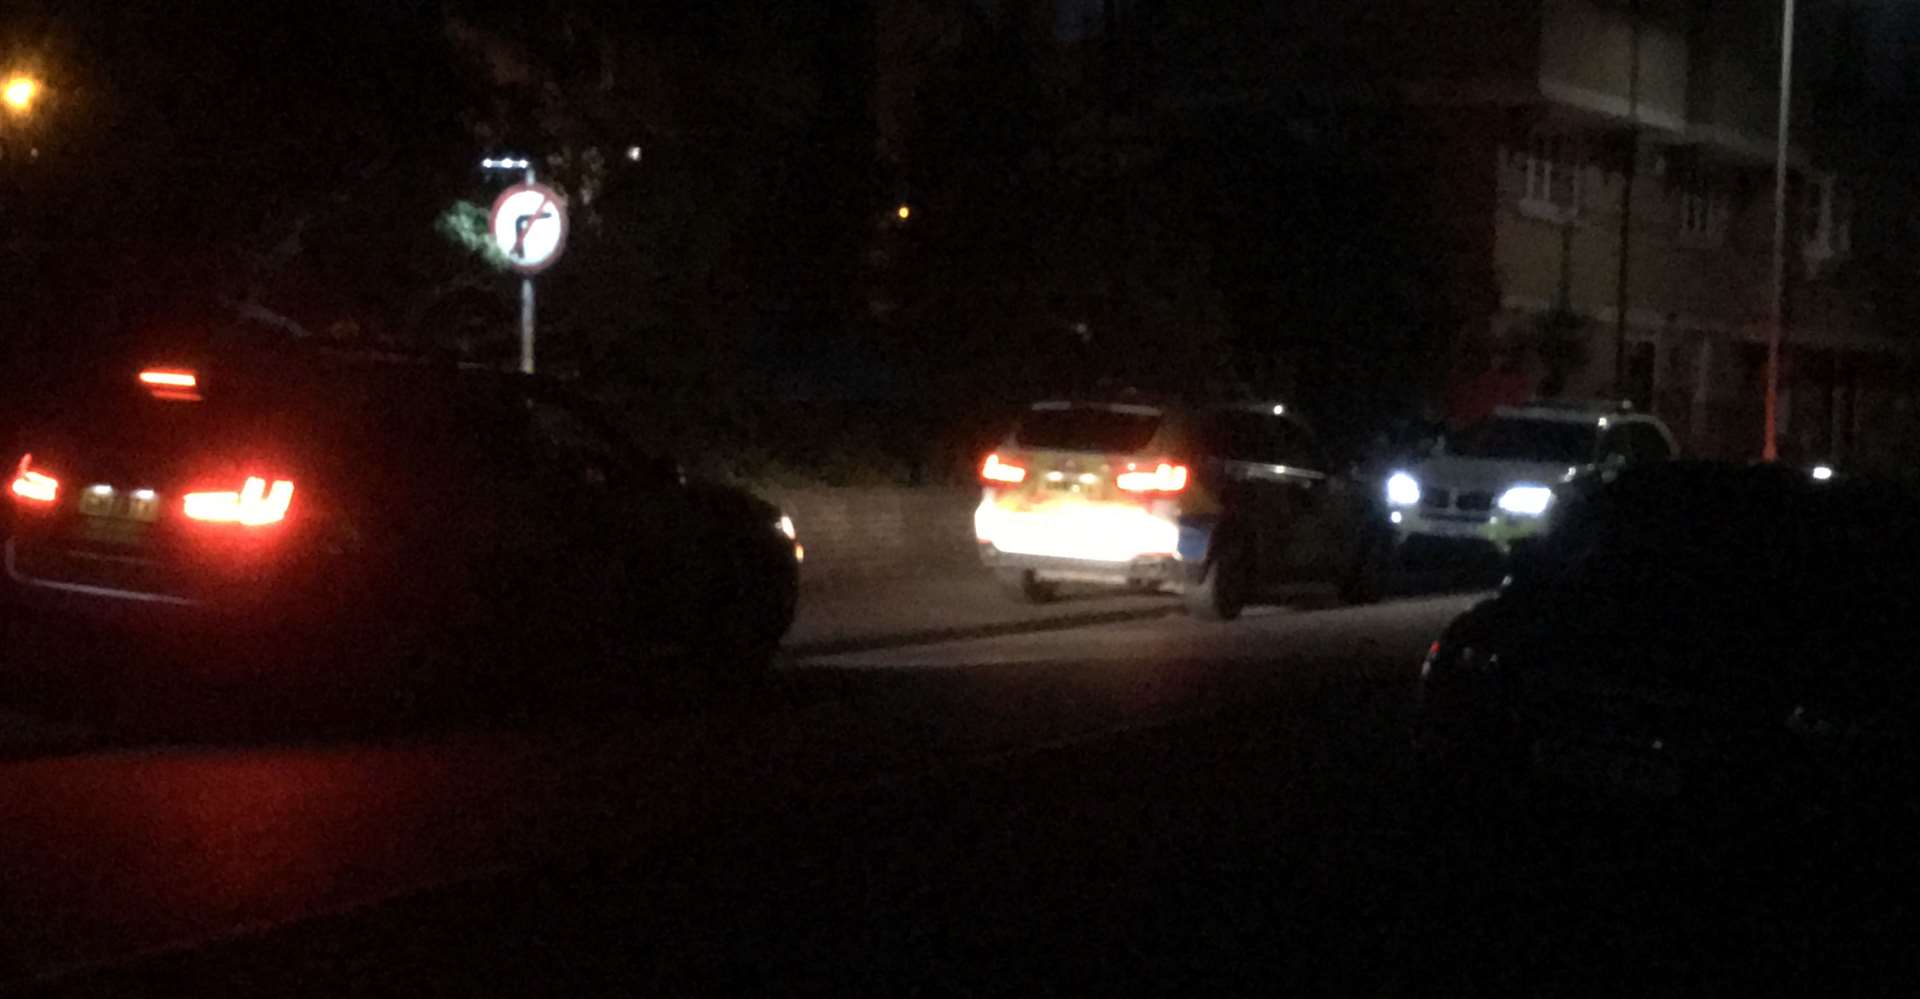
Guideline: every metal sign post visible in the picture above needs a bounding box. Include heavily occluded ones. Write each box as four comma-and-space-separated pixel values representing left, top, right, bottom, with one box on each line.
484, 157, 568, 374
520, 264, 536, 374
519, 163, 536, 375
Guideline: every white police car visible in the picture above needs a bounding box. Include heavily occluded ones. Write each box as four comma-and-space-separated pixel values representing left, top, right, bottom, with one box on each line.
1384, 401, 1677, 555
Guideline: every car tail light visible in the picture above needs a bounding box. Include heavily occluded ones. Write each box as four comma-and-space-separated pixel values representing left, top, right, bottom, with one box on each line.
182, 476, 295, 526
1116, 461, 1188, 493
8, 454, 58, 505
981, 453, 1027, 485
140, 368, 202, 401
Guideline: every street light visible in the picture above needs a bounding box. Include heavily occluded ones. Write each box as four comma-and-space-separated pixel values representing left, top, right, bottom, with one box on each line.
3, 74, 39, 114
1763, 0, 1796, 462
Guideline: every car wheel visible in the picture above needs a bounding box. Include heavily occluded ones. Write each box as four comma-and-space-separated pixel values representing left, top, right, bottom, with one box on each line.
685, 538, 798, 677
1338, 531, 1394, 605
1184, 541, 1249, 622
998, 568, 1059, 605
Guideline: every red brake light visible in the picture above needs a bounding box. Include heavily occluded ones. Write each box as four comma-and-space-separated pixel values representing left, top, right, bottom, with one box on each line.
8, 454, 58, 505
140, 368, 202, 401
182, 477, 295, 526
138, 369, 197, 388
1116, 462, 1188, 493
981, 453, 1028, 485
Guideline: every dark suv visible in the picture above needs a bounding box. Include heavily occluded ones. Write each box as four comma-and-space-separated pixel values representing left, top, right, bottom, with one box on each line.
2, 345, 800, 702
975, 398, 1394, 620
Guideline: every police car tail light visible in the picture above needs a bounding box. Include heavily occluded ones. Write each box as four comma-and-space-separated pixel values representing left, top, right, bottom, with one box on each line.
9, 454, 59, 506
1116, 461, 1188, 494
981, 453, 1028, 485
182, 476, 295, 526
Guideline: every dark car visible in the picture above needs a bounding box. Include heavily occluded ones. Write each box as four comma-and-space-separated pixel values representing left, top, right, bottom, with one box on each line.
1, 344, 801, 707
974, 398, 1395, 620
1416, 461, 1920, 828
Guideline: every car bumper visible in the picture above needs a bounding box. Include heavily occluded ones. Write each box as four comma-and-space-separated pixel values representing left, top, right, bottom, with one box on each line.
979, 544, 1201, 586
2, 539, 379, 683
973, 495, 1215, 587
1387, 508, 1548, 554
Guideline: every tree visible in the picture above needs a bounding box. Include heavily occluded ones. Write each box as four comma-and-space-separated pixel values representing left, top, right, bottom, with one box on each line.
434, 2, 878, 463
3, 2, 474, 368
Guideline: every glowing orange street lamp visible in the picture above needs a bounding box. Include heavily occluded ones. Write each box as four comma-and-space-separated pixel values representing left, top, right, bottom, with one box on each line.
3, 75, 40, 115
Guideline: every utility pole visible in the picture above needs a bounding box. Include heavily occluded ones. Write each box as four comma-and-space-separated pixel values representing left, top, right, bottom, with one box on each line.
1763, 0, 1797, 462
1614, 0, 1641, 404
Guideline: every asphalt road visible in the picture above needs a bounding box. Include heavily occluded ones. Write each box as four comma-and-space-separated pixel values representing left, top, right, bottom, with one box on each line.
3, 590, 1915, 995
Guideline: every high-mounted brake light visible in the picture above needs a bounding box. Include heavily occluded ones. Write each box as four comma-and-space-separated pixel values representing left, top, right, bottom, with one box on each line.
182, 477, 294, 526
9, 454, 58, 505
138, 369, 197, 388
981, 453, 1027, 485
1116, 462, 1188, 493
140, 368, 202, 401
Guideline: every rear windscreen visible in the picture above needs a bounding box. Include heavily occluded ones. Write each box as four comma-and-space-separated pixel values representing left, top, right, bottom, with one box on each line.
1014, 407, 1162, 453
19, 360, 520, 482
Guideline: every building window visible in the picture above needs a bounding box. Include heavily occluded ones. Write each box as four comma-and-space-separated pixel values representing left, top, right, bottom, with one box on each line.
1803, 173, 1852, 260
1518, 132, 1583, 222
1678, 172, 1728, 244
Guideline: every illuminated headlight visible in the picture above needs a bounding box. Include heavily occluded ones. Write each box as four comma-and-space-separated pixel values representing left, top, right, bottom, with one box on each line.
1496, 484, 1554, 517
1810, 464, 1835, 482
1385, 471, 1421, 508
776, 514, 797, 541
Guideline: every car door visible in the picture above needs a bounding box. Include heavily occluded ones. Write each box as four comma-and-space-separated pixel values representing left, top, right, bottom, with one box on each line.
1264, 418, 1352, 581
1202, 410, 1296, 587
515, 387, 704, 641
424, 384, 632, 663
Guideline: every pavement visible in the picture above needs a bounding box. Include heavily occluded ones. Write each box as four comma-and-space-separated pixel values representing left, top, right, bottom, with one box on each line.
785, 563, 1494, 657
786, 570, 1180, 656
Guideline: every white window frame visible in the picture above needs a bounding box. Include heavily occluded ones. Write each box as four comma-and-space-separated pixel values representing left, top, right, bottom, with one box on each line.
1803, 173, 1852, 261
1517, 132, 1584, 223
1677, 171, 1728, 245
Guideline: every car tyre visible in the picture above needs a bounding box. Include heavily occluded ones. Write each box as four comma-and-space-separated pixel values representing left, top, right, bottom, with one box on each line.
1338, 531, 1394, 606
998, 568, 1059, 605
1184, 541, 1249, 622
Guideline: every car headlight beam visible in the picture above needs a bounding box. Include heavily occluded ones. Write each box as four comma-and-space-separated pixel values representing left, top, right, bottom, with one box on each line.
1496, 484, 1554, 517
1386, 471, 1421, 508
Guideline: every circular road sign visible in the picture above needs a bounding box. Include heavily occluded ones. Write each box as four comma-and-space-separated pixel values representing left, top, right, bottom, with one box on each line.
488, 182, 569, 275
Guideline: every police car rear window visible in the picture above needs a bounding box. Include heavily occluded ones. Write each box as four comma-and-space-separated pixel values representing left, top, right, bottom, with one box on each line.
1014, 407, 1162, 454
